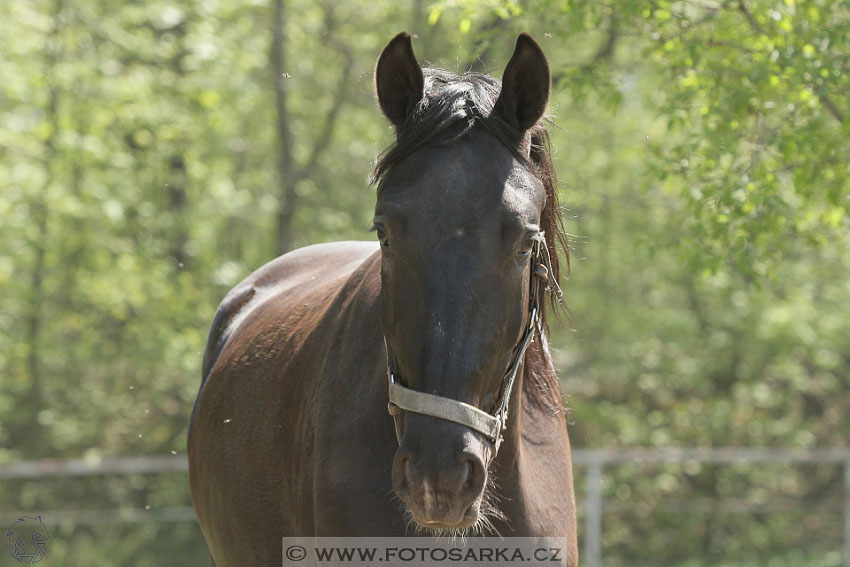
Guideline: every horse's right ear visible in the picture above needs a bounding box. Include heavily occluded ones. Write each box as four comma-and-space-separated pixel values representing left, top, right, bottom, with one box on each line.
375, 32, 424, 127
494, 33, 550, 132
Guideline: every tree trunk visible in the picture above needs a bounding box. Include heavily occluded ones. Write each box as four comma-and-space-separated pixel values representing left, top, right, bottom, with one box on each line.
23, 0, 65, 457
167, 19, 190, 269
271, 0, 297, 254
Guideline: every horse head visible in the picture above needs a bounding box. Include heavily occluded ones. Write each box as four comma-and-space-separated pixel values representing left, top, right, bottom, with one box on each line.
373, 32, 561, 533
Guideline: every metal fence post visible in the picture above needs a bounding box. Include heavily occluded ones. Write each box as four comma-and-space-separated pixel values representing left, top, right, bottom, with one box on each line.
844, 458, 850, 567
585, 457, 603, 567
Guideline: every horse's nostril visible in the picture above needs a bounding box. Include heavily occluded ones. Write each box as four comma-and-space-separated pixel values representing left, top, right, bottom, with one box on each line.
464, 456, 485, 494
400, 456, 413, 492
463, 460, 476, 490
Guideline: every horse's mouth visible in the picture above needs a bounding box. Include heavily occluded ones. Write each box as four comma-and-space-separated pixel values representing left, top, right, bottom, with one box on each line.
409, 502, 480, 532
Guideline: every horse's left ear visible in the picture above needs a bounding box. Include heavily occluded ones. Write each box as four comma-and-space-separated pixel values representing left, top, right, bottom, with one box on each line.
375, 32, 424, 127
494, 33, 550, 132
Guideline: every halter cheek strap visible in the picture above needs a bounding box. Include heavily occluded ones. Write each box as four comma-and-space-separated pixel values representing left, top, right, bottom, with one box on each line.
384, 232, 558, 457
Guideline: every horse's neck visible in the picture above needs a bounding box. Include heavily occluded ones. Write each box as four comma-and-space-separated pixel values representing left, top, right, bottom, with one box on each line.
495, 334, 565, 472
490, 338, 575, 537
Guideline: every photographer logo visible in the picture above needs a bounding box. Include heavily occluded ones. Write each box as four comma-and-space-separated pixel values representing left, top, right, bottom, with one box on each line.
6, 516, 49, 564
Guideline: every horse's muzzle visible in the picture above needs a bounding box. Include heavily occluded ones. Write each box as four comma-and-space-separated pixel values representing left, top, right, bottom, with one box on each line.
391, 415, 488, 529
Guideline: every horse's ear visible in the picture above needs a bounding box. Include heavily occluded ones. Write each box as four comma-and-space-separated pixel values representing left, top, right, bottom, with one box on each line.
494, 33, 550, 132
375, 32, 424, 127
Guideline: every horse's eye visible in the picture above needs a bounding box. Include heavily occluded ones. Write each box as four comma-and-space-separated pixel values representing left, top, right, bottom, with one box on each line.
373, 226, 390, 248
517, 238, 535, 257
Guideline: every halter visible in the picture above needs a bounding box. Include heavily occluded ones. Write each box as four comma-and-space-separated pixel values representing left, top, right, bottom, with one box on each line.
385, 232, 561, 457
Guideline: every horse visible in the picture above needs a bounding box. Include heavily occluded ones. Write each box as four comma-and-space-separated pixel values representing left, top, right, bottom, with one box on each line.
188, 32, 578, 566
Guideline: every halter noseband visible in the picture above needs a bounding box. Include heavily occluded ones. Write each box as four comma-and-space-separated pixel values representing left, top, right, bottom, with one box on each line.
385, 232, 560, 457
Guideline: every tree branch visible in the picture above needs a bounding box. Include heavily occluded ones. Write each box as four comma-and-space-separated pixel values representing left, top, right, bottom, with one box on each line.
817, 92, 845, 124
732, 1, 845, 125
736, 0, 765, 35
293, 4, 354, 183
552, 17, 619, 83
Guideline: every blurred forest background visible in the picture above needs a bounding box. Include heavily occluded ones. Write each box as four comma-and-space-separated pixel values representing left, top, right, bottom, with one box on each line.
1, 0, 848, 565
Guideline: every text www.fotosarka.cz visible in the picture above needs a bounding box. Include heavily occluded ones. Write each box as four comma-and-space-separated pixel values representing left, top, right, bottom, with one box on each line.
282, 537, 569, 566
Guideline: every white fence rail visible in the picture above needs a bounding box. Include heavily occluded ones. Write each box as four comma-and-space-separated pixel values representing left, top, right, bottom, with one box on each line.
1, 448, 848, 566
572, 448, 850, 567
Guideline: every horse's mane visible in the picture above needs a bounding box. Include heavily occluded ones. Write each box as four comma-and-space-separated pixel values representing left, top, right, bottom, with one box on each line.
372, 69, 568, 414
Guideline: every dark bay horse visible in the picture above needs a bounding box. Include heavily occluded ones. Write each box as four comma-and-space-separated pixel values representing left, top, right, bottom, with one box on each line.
188, 32, 578, 566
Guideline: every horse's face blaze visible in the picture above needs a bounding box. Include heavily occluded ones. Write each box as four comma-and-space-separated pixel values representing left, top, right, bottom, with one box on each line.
373, 32, 551, 531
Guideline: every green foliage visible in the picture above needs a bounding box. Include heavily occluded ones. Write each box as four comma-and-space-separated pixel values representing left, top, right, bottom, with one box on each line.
0, 0, 848, 564
432, 0, 850, 276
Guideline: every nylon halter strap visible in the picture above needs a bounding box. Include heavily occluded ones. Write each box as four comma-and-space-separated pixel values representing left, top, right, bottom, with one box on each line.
385, 232, 561, 457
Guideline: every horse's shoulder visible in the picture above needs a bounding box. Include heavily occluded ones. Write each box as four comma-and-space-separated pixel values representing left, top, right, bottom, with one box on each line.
200, 241, 379, 381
